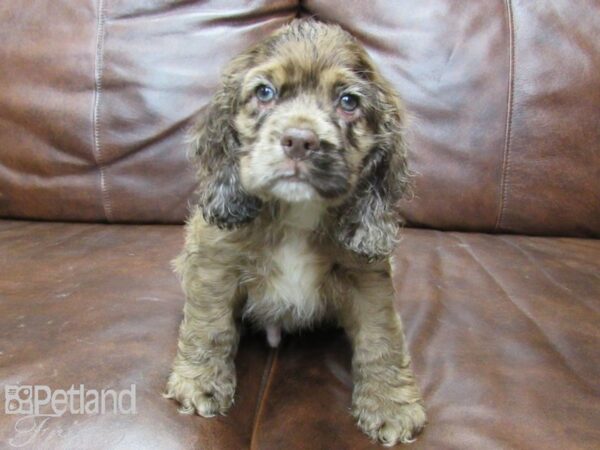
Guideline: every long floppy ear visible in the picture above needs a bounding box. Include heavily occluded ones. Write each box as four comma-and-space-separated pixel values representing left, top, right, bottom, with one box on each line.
334, 65, 411, 260
190, 54, 262, 229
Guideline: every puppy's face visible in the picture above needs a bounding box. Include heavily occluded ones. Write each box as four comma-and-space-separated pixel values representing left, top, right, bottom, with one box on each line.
193, 20, 410, 258
234, 34, 378, 203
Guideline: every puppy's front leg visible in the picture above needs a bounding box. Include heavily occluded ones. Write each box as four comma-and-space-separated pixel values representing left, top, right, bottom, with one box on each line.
341, 270, 426, 446
165, 249, 241, 417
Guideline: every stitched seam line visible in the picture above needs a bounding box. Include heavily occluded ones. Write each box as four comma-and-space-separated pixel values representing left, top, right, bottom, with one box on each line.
495, 0, 515, 231
92, 0, 112, 222
249, 347, 278, 450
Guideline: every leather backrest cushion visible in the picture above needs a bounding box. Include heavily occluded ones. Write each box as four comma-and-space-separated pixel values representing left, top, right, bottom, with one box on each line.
0, 0, 297, 223
0, 1, 598, 236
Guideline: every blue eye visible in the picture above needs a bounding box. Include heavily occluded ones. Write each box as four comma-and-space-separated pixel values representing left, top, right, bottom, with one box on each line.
339, 93, 359, 112
256, 84, 275, 103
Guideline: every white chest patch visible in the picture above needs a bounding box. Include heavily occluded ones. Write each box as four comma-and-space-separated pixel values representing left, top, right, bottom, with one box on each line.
244, 202, 327, 331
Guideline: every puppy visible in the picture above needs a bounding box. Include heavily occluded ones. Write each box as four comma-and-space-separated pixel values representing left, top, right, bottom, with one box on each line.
165, 19, 426, 446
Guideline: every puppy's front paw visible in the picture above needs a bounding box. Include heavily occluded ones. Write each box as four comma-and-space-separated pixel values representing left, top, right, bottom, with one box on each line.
164, 362, 236, 418
353, 380, 426, 446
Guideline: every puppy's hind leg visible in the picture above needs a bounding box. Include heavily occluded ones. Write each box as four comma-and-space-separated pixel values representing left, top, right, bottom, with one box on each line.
165, 248, 242, 418
340, 269, 426, 446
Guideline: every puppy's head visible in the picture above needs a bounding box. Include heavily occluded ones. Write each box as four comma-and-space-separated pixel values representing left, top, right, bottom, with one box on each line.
193, 20, 409, 258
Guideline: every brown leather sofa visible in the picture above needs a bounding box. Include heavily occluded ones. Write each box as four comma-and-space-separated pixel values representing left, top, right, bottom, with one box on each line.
1, 1, 599, 449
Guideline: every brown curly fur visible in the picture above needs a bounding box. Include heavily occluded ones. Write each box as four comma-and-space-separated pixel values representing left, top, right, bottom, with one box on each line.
165, 20, 425, 446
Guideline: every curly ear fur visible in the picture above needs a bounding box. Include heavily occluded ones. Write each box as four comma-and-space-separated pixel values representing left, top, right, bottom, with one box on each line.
191, 54, 262, 229
334, 62, 410, 260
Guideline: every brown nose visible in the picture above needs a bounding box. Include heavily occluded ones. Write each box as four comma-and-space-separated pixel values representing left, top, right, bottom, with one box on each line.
280, 128, 319, 160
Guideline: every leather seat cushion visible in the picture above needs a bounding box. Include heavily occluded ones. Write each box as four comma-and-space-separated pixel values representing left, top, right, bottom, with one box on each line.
0, 221, 598, 449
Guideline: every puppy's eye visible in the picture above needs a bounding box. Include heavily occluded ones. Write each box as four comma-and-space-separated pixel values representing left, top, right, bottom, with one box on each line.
255, 85, 275, 103
339, 94, 359, 112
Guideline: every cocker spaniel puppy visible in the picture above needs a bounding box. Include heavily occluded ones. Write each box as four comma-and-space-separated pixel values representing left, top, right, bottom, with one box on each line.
165, 20, 426, 446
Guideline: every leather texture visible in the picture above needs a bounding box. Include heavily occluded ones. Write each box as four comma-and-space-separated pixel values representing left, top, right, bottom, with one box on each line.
1, 221, 598, 449
1, 1, 599, 236
0, 0, 297, 223
1, 1, 599, 449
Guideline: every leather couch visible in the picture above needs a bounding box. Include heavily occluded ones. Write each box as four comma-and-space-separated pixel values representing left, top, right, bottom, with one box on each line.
1, 1, 599, 449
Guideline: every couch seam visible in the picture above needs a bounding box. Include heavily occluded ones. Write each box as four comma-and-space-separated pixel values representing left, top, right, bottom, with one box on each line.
249, 347, 278, 450
495, 0, 515, 232
92, 0, 113, 222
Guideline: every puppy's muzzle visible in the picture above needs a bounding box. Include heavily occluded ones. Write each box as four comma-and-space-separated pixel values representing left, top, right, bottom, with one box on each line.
280, 128, 319, 160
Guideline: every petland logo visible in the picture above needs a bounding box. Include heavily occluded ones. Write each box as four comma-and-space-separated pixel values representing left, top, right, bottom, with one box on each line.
4, 384, 137, 416
3, 384, 136, 447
